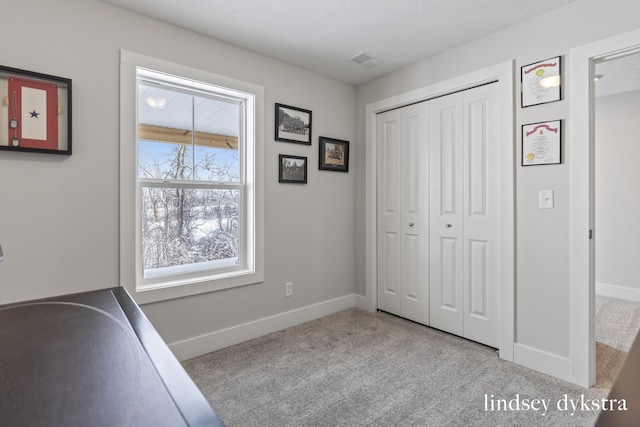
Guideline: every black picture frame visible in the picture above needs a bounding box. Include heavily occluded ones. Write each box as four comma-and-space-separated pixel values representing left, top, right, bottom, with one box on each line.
279, 154, 307, 183
318, 136, 349, 172
521, 120, 562, 166
275, 103, 312, 145
521, 56, 562, 108
0, 65, 72, 155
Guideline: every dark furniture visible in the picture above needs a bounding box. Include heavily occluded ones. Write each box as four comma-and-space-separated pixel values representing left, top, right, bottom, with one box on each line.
595, 328, 640, 426
0, 287, 224, 427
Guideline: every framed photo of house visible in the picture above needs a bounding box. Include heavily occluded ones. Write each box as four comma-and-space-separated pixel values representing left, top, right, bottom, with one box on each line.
521, 56, 561, 107
279, 154, 307, 183
0, 65, 72, 155
318, 136, 349, 172
521, 120, 562, 166
275, 103, 312, 145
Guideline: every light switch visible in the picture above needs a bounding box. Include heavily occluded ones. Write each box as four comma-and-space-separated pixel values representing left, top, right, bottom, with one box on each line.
539, 190, 554, 209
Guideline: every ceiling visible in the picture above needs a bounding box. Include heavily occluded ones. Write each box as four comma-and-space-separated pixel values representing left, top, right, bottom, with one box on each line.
595, 51, 640, 98
102, 0, 577, 86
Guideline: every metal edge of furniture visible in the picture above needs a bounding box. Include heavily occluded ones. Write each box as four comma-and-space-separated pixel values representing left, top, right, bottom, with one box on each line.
112, 287, 225, 427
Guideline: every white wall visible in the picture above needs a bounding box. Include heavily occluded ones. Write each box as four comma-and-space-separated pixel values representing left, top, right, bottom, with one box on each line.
355, 0, 640, 378
0, 0, 355, 353
595, 90, 640, 299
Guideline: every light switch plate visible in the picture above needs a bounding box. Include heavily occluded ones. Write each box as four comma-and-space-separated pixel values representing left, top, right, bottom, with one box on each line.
539, 190, 554, 209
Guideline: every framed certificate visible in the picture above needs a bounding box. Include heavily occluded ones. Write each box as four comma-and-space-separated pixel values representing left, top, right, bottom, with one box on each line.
522, 120, 561, 166
521, 57, 561, 107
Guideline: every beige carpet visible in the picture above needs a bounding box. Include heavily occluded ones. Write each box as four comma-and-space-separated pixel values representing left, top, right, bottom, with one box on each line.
184, 309, 609, 426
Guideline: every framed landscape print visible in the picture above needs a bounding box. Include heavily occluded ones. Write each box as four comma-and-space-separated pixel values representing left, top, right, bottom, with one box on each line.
279, 154, 307, 183
318, 136, 349, 172
0, 65, 72, 155
275, 103, 312, 145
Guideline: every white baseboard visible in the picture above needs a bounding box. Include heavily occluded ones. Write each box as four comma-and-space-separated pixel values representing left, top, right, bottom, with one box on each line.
596, 282, 640, 302
514, 343, 571, 383
170, 294, 357, 361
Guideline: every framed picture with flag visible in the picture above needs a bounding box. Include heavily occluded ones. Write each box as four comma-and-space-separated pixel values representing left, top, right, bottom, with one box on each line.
0, 65, 71, 155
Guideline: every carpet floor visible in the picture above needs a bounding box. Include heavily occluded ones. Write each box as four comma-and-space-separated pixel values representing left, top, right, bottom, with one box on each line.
183, 308, 616, 426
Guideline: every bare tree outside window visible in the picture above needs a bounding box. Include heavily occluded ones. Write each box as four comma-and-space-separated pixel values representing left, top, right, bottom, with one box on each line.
137, 80, 242, 278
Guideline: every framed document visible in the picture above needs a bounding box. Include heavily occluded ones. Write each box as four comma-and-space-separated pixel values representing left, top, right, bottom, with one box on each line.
522, 120, 561, 166
521, 57, 561, 107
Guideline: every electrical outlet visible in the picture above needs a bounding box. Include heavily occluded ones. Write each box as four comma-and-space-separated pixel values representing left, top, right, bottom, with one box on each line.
285, 282, 293, 297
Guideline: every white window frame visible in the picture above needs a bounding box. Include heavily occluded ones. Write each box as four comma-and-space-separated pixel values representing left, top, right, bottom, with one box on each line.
120, 50, 264, 304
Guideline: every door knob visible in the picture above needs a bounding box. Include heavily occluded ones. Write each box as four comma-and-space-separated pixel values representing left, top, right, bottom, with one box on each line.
444, 223, 452, 228
408, 223, 414, 227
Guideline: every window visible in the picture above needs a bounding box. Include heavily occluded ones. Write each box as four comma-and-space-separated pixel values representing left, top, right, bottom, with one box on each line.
120, 51, 264, 303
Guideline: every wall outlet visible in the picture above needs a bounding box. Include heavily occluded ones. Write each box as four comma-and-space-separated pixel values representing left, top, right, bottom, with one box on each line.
285, 282, 293, 297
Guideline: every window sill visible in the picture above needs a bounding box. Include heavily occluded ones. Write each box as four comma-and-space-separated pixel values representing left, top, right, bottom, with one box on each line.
126, 267, 263, 305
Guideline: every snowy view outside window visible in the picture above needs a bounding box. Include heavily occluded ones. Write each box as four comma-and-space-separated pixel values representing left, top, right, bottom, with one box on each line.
137, 79, 243, 279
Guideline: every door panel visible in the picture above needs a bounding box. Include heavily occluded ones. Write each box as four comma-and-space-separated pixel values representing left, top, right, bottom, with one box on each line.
376, 104, 429, 325
400, 104, 429, 324
377, 111, 401, 315
462, 84, 499, 347
429, 93, 464, 336
468, 239, 489, 319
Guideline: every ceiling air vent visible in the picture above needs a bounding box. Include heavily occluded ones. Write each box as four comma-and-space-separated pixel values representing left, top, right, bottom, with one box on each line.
349, 51, 383, 68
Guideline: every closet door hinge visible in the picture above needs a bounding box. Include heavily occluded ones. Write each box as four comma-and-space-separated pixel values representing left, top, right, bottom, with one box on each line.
589, 229, 593, 240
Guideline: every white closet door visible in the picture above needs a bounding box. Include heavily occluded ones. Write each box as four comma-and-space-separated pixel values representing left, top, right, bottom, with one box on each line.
429, 92, 464, 337
429, 84, 500, 347
462, 84, 500, 348
377, 109, 402, 316
376, 103, 429, 324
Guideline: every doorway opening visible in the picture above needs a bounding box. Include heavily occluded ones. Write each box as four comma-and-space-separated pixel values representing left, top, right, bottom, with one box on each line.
569, 28, 640, 387
593, 51, 640, 388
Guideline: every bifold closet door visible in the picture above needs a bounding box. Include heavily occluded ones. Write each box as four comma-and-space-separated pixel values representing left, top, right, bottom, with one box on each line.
429, 92, 464, 337
376, 103, 429, 325
429, 84, 500, 348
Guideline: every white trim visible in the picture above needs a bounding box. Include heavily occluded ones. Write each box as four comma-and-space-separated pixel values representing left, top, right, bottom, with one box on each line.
513, 344, 572, 383
569, 28, 640, 388
596, 282, 640, 302
169, 294, 357, 361
119, 50, 264, 304
364, 61, 515, 361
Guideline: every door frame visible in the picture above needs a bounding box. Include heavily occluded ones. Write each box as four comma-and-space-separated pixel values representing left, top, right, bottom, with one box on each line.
568, 28, 640, 387
364, 61, 515, 361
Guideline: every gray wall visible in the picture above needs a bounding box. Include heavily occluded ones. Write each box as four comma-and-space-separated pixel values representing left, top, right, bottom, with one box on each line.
0, 0, 355, 345
354, 0, 640, 360
3, 0, 640, 369
595, 90, 640, 294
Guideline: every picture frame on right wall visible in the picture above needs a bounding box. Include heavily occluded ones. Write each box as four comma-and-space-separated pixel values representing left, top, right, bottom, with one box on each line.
521, 56, 561, 107
279, 154, 308, 183
318, 136, 349, 172
522, 120, 562, 166
275, 103, 312, 145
